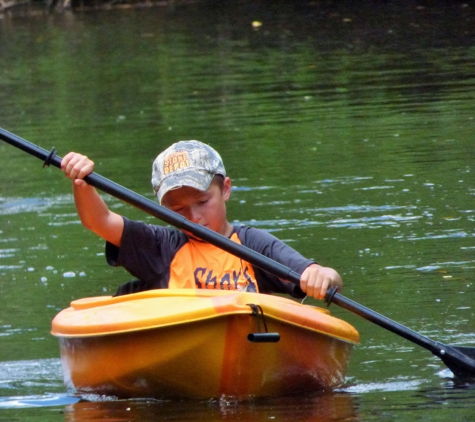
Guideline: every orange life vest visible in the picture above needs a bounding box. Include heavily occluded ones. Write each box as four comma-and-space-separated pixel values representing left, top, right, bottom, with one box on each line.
168, 233, 259, 292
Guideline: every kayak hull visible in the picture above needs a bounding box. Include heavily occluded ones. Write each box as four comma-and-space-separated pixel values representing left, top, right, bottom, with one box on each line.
52, 289, 358, 399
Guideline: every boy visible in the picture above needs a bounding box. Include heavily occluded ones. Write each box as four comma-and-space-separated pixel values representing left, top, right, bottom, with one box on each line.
61, 140, 342, 300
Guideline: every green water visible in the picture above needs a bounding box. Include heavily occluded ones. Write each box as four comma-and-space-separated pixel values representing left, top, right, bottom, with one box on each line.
1, 2, 475, 420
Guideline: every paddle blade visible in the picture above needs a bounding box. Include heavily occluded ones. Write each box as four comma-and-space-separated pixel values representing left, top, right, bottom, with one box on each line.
454, 346, 475, 360
436, 345, 475, 379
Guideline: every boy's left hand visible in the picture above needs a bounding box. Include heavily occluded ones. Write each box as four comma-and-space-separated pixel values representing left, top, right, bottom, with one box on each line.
300, 264, 342, 300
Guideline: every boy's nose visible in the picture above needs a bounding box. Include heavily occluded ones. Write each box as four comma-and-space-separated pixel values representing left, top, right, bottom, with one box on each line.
187, 207, 201, 223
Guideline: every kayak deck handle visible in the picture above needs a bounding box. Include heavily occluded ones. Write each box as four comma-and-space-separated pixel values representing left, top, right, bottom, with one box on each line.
246, 303, 280, 343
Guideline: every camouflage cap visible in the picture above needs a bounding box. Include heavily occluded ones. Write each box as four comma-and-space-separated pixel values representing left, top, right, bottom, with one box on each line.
151, 140, 226, 204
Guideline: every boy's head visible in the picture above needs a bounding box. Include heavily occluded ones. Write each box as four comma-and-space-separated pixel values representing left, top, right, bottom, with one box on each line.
152, 140, 226, 204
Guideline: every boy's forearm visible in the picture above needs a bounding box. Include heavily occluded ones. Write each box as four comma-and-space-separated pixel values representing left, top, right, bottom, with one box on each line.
72, 183, 123, 246
61, 152, 123, 246
73, 183, 109, 231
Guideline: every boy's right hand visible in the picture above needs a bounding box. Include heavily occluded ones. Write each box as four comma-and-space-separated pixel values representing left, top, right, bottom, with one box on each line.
61, 152, 94, 187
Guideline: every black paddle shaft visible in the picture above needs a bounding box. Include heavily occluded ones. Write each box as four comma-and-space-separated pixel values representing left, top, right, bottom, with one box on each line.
2, 126, 475, 378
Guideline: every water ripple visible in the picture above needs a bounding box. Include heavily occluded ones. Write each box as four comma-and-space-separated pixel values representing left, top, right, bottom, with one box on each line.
342, 377, 425, 393
0, 196, 72, 216
0, 394, 79, 409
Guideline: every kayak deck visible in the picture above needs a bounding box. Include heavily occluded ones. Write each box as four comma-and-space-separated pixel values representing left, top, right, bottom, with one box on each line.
52, 289, 359, 399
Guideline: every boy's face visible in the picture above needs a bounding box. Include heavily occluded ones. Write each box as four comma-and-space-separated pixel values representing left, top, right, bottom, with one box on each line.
161, 176, 232, 236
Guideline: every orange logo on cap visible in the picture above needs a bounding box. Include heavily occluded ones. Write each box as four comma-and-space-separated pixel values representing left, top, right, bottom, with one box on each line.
163, 151, 190, 175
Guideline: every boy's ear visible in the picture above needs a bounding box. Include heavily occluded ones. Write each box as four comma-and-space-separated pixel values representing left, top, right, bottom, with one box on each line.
223, 177, 232, 201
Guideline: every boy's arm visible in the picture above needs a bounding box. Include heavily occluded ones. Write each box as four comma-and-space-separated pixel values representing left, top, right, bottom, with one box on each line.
237, 227, 342, 300
299, 264, 342, 300
61, 152, 124, 247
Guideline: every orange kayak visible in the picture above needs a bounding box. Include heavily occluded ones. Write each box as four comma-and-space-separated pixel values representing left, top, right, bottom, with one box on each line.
51, 289, 359, 399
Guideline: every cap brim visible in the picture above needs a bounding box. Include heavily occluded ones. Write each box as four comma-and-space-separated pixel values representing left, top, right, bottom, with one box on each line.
157, 170, 215, 204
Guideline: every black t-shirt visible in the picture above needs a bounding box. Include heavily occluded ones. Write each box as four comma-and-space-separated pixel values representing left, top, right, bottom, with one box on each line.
107, 217, 313, 298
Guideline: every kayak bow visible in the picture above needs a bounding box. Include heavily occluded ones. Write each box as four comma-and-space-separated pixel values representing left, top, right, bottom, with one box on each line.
52, 289, 359, 399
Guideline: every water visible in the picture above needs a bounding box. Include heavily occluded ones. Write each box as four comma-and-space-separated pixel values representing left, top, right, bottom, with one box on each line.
1, 1, 475, 420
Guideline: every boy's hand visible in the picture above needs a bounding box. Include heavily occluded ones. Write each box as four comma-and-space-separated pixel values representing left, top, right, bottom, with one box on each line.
61, 152, 94, 187
300, 264, 342, 300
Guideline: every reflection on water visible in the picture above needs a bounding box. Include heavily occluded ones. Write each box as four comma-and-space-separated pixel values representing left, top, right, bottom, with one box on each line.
63, 394, 358, 422
1, 0, 475, 420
